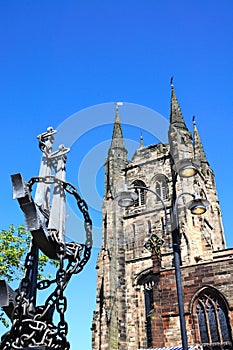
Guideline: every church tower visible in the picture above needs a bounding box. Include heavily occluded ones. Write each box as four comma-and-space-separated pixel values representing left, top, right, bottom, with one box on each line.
92, 86, 233, 350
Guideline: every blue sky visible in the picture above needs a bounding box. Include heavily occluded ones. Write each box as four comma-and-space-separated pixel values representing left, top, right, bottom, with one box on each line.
0, 1, 233, 349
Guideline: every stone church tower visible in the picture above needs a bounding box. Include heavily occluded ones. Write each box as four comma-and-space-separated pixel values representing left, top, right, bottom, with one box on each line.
92, 85, 233, 350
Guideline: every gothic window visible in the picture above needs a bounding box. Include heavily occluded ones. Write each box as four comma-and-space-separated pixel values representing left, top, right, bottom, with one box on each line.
132, 180, 146, 207
195, 289, 232, 350
154, 174, 169, 201
144, 280, 154, 348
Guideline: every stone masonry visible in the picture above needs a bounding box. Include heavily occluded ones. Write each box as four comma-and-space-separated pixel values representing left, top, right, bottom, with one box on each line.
92, 85, 233, 350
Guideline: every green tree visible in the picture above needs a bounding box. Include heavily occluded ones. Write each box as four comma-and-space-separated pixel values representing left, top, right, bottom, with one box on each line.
0, 224, 58, 327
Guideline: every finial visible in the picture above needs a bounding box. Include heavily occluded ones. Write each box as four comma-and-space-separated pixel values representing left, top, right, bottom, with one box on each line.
139, 130, 144, 149
192, 116, 196, 126
115, 101, 123, 112
170, 76, 174, 88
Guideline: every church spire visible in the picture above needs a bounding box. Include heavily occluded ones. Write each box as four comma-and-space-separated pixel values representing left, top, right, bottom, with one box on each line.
109, 102, 126, 151
105, 103, 127, 198
168, 78, 193, 163
193, 116, 208, 164
170, 77, 188, 130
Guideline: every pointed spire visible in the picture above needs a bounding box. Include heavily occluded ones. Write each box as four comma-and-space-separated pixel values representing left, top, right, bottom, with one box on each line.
193, 116, 208, 164
111, 103, 123, 140
105, 103, 127, 197
170, 78, 188, 130
168, 78, 193, 163
109, 102, 127, 154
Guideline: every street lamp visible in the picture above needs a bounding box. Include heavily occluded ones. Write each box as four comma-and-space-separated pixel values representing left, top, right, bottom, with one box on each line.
117, 189, 138, 208
117, 182, 209, 350
118, 185, 168, 218
187, 196, 209, 215
173, 158, 199, 178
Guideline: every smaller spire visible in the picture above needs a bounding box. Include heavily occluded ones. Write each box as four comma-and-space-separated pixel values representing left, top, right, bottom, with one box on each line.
193, 116, 208, 164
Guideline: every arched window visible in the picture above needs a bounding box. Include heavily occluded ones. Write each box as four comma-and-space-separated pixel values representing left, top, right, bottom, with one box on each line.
195, 289, 232, 350
154, 174, 169, 201
132, 180, 146, 207
143, 279, 155, 348
137, 271, 161, 349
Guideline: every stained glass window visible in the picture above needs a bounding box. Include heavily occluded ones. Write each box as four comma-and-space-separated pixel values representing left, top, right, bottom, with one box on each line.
195, 290, 232, 350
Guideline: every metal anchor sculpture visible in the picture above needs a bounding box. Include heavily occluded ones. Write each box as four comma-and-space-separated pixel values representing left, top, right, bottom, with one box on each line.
0, 127, 92, 350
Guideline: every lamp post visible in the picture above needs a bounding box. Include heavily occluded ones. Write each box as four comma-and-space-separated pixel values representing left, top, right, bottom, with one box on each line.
117, 175, 209, 350
170, 190, 209, 350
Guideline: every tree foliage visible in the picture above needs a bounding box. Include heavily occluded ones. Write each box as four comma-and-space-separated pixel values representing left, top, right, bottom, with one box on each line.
0, 225, 30, 281
0, 224, 58, 282
0, 225, 58, 327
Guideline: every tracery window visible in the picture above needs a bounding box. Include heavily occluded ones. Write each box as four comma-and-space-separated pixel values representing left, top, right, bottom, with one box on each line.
154, 174, 169, 201
195, 289, 232, 350
132, 180, 146, 207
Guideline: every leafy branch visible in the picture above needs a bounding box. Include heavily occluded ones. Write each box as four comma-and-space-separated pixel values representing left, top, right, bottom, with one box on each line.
0, 224, 58, 327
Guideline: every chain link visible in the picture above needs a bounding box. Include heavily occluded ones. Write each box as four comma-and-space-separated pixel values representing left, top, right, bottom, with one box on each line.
55, 242, 70, 348
0, 175, 92, 350
28, 175, 93, 274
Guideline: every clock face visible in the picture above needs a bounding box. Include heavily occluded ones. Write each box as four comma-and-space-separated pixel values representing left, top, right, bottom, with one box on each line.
144, 233, 164, 254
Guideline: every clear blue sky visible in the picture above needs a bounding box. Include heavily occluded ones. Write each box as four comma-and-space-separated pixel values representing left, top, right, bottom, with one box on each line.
0, 1, 232, 349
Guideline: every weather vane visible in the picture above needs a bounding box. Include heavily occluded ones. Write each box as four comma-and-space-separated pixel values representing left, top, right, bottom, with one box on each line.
0, 127, 93, 350
170, 76, 174, 87
115, 101, 123, 111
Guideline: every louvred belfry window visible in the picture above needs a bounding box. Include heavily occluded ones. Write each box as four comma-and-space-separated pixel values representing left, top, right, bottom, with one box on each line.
132, 180, 146, 207
154, 174, 169, 201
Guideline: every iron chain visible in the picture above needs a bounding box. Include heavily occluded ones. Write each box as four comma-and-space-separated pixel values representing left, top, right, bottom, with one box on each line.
28, 175, 93, 274
0, 175, 92, 350
55, 242, 70, 349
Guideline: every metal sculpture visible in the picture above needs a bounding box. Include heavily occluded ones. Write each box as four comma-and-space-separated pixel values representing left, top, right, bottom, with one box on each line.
0, 127, 92, 350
